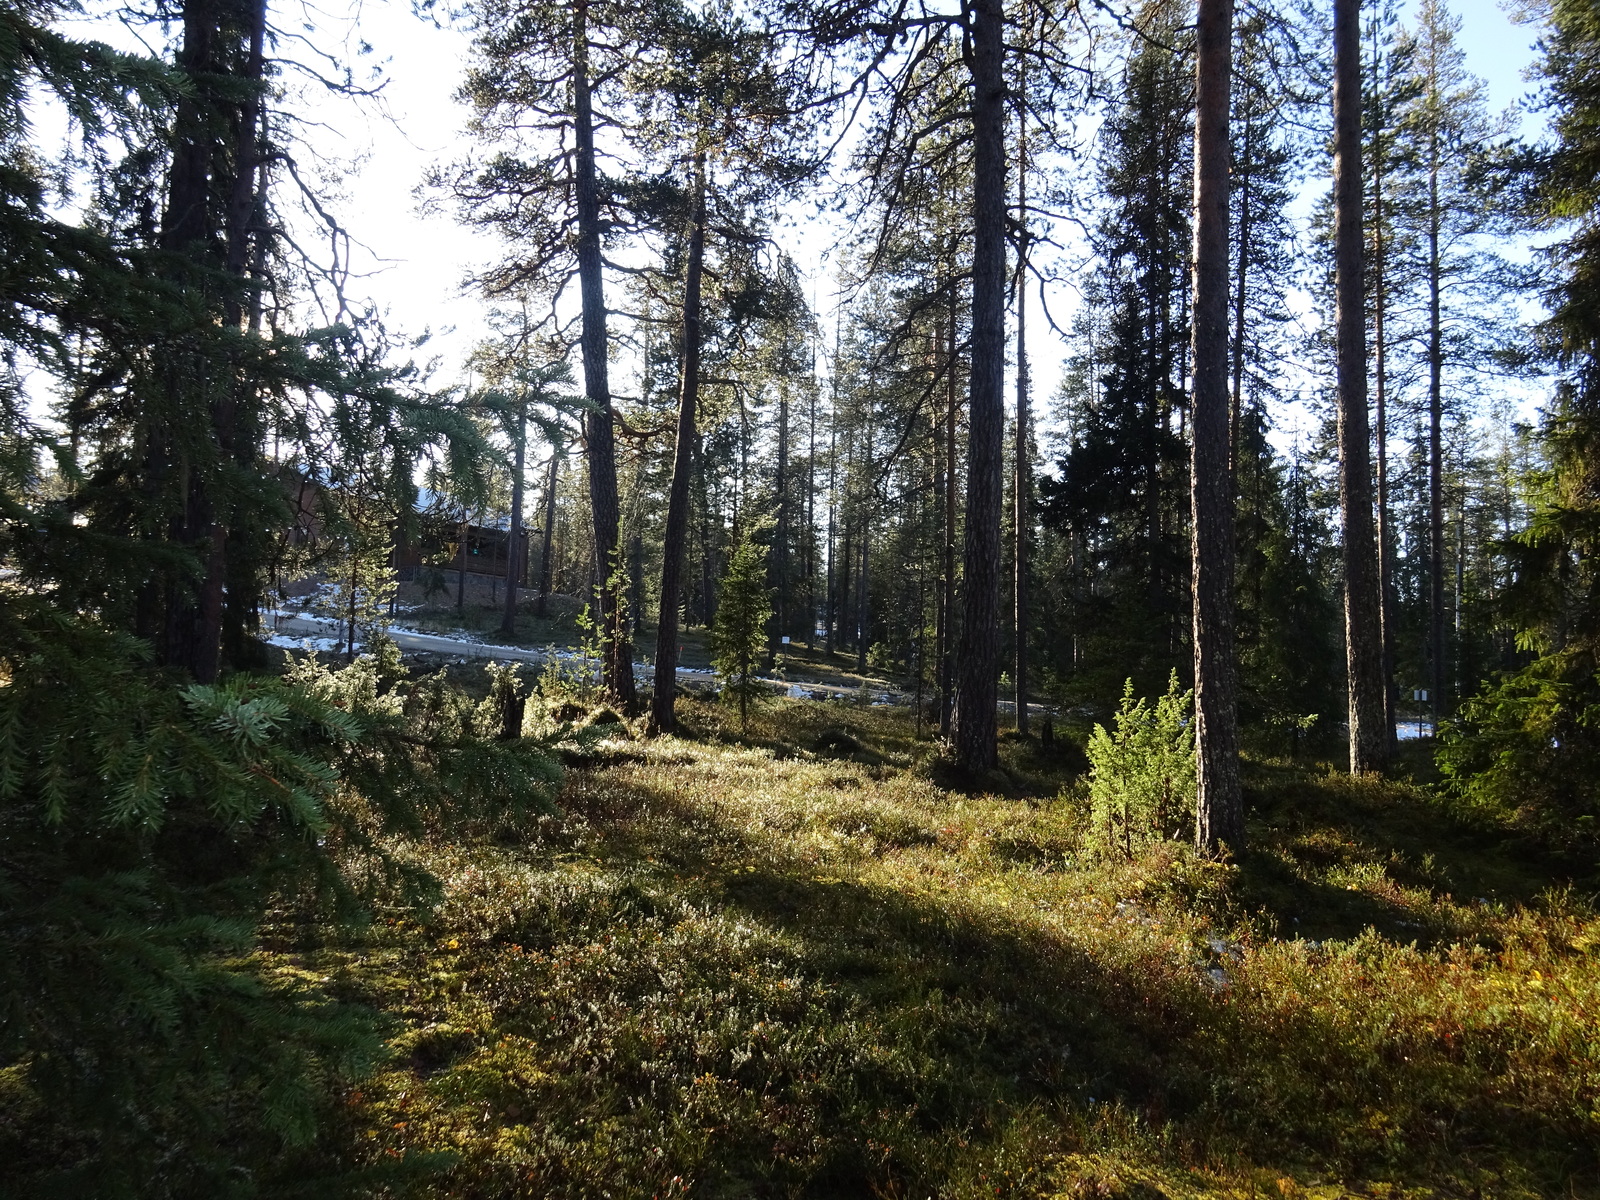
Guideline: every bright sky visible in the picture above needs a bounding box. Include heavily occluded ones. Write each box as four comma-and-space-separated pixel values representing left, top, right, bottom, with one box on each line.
325, 0, 1546, 411
36, 0, 1549, 437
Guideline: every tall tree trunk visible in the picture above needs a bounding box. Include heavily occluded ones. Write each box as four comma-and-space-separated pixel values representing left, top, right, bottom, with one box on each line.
159, 0, 268, 683
1230, 106, 1251, 479
215, 0, 269, 670
1191, 0, 1242, 854
934, 314, 950, 734
856, 410, 873, 672
536, 449, 558, 618
953, 0, 1006, 772
1334, 0, 1388, 773
1014, 99, 1031, 737
1427, 108, 1446, 731
573, 1, 638, 714
825, 398, 837, 655
776, 381, 790, 650
941, 296, 958, 738
458, 514, 469, 614
500, 395, 527, 637
1370, 13, 1399, 752
807, 360, 817, 647
648, 151, 706, 735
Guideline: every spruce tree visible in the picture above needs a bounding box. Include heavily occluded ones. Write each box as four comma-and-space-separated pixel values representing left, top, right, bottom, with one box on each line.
713, 529, 775, 732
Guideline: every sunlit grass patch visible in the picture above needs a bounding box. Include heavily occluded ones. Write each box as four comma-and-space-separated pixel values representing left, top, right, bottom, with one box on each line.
268, 700, 1600, 1197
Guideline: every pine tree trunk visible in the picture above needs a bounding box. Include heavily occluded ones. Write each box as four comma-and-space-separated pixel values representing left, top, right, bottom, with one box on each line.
1370, 16, 1399, 751
648, 151, 706, 735
952, 0, 1006, 772
573, 1, 638, 714
536, 450, 558, 618
806, 370, 817, 646
934, 299, 947, 742
1333, 0, 1388, 773
1190, 0, 1243, 854
776, 381, 790, 650
500, 396, 527, 637
1428, 117, 1446, 730
856, 413, 872, 672
1014, 106, 1031, 737
825, 400, 837, 655
458, 515, 469, 613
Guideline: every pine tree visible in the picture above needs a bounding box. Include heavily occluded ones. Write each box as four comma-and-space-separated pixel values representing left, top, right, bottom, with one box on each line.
1334, 0, 1389, 773
1190, 0, 1242, 853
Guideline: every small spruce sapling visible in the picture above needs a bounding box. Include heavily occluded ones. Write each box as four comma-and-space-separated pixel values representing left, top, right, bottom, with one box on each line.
1087, 671, 1197, 856
713, 531, 774, 732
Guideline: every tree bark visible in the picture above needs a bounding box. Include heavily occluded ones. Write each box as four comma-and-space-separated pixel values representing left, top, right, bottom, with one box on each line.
1334, 0, 1388, 773
1190, 0, 1243, 854
648, 150, 706, 735
573, 0, 638, 714
1370, 13, 1399, 752
776, 379, 790, 651
1014, 97, 1031, 737
856, 410, 873, 672
952, 0, 1006, 772
934, 296, 947, 739
458, 514, 469, 614
500, 394, 527, 638
157, 0, 269, 683
1427, 94, 1447, 731
536, 448, 559, 618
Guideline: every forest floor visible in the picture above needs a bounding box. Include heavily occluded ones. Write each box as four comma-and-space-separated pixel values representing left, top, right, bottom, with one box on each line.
269, 691, 1600, 1199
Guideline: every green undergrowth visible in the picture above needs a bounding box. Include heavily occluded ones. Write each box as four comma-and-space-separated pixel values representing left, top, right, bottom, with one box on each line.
242, 697, 1600, 1199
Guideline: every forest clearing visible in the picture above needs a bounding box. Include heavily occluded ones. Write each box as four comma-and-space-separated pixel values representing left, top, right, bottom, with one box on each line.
14, 675, 1594, 1197
9, 0, 1600, 1193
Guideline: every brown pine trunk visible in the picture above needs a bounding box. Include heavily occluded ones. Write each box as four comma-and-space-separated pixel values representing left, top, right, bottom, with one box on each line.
458, 515, 469, 613
952, 0, 1006, 772
1427, 101, 1446, 730
825, 398, 837, 655
1334, 0, 1388, 773
856, 411, 872, 672
776, 381, 790, 651
806, 366, 817, 647
573, 2, 638, 714
1370, 16, 1399, 751
1230, 108, 1251, 479
935, 308, 952, 737
500, 396, 527, 638
1191, 0, 1243, 854
1014, 103, 1031, 737
536, 449, 559, 618
648, 151, 706, 735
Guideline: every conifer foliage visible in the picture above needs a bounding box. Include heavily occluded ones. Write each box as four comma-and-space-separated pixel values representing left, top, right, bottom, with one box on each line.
713, 529, 775, 732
